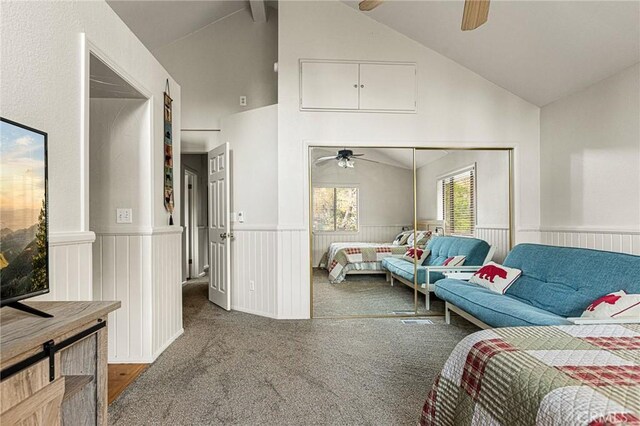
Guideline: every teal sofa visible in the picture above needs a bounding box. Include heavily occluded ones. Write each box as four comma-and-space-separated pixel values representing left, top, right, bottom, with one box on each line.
436, 243, 640, 328
381, 236, 491, 309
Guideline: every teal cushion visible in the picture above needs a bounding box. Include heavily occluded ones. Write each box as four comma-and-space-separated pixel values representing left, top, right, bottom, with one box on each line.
425, 236, 490, 267
504, 244, 640, 318
435, 278, 571, 327
381, 258, 427, 283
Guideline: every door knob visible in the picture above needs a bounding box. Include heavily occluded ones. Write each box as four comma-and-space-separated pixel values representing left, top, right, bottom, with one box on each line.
220, 232, 227, 239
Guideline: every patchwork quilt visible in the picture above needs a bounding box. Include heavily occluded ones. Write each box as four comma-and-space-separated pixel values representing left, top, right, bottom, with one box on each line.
320, 242, 407, 283
420, 324, 640, 426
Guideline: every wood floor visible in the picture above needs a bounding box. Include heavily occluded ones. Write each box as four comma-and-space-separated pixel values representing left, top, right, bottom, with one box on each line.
108, 364, 148, 405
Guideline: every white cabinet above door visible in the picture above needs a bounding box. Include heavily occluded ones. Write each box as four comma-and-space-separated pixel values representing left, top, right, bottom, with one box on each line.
299, 60, 417, 113
300, 61, 360, 110
359, 63, 416, 111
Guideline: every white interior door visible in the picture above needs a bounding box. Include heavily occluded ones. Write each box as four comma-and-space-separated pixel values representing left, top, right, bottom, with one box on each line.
208, 142, 231, 310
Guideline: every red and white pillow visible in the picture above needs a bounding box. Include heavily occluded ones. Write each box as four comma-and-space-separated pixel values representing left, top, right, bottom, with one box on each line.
581, 291, 640, 319
443, 256, 466, 267
403, 248, 430, 264
469, 261, 522, 294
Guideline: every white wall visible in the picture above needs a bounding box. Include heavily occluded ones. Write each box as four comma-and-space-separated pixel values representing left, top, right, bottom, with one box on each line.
220, 105, 279, 227
155, 6, 278, 133
1, 0, 183, 361
275, 1, 540, 318
90, 99, 151, 231
541, 63, 640, 231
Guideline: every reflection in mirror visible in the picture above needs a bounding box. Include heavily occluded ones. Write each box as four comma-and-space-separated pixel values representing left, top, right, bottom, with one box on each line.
414, 149, 511, 312
310, 147, 416, 317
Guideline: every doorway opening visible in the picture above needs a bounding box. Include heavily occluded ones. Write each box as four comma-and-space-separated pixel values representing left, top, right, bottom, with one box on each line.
181, 154, 208, 282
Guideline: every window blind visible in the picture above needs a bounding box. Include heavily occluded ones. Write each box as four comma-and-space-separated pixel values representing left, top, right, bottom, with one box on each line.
441, 167, 475, 236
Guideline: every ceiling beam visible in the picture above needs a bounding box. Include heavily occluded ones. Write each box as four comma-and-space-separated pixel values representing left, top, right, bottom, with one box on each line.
249, 0, 267, 22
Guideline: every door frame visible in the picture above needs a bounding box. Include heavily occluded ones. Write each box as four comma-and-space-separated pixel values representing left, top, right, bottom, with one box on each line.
308, 145, 515, 319
183, 168, 199, 279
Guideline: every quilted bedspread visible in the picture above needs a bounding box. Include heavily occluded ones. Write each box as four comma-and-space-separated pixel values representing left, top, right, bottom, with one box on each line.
320, 243, 407, 283
420, 324, 640, 426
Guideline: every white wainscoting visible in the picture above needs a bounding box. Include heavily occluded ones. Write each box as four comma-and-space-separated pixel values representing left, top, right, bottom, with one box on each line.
93, 227, 183, 363
230, 229, 278, 317
93, 233, 151, 362
474, 226, 510, 263
33, 232, 95, 302
538, 227, 640, 255
151, 229, 184, 359
311, 224, 408, 266
277, 228, 309, 319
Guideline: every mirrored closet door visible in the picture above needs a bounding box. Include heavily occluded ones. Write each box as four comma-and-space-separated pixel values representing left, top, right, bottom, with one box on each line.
310, 147, 417, 317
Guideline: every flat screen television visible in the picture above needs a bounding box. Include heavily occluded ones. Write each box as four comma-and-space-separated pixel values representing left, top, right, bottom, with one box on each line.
0, 117, 50, 315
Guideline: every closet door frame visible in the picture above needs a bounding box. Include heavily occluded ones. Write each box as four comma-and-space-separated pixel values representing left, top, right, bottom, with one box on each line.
308, 145, 514, 319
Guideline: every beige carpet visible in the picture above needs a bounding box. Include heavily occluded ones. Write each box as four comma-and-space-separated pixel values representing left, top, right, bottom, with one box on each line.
313, 269, 444, 317
109, 281, 477, 425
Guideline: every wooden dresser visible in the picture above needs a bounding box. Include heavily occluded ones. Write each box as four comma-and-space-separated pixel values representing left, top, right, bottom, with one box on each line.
1, 301, 120, 425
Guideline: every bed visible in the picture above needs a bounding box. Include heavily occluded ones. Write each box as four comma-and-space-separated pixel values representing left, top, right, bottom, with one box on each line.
420, 323, 640, 425
319, 221, 442, 284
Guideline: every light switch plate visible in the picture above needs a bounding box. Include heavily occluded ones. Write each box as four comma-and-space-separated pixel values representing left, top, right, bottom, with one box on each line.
239, 96, 247, 106
237, 211, 245, 223
116, 208, 132, 224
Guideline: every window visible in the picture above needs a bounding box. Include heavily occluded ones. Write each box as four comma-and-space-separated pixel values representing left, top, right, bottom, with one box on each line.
437, 166, 475, 236
313, 187, 358, 232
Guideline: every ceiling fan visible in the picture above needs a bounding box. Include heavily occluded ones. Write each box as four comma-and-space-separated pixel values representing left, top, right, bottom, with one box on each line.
314, 149, 380, 168
358, 0, 490, 31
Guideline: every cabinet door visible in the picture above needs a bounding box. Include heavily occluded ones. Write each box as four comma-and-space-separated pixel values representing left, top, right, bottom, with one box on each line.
359, 63, 416, 111
300, 62, 360, 110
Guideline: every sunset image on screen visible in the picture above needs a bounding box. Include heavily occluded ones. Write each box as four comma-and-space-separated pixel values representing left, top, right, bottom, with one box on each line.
0, 120, 48, 299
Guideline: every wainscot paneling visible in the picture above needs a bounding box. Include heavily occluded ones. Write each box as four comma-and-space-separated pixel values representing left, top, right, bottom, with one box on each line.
151, 229, 184, 359
277, 228, 309, 319
311, 224, 408, 266
92, 227, 183, 363
93, 233, 151, 362
230, 229, 278, 318
474, 226, 510, 263
538, 228, 640, 255
34, 232, 95, 302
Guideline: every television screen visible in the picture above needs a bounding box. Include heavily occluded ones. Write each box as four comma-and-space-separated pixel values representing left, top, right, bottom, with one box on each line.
0, 117, 49, 305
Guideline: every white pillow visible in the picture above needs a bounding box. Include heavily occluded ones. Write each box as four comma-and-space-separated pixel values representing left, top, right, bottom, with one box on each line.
442, 255, 466, 267
402, 248, 430, 264
581, 291, 640, 319
392, 231, 412, 246
469, 261, 522, 294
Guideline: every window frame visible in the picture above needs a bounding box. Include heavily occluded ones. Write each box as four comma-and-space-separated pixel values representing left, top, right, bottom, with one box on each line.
436, 163, 477, 237
312, 184, 360, 234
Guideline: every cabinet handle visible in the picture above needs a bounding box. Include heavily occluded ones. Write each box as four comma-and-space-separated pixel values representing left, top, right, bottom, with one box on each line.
360, 84, 365, 88
353, 84, 358, 88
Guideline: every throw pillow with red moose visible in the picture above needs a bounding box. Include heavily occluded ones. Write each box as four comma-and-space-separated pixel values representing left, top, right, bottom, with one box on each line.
469, 261, 522, 294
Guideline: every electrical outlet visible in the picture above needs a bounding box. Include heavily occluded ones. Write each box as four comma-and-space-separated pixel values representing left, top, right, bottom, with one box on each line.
116, 208, 132, 224
249, 280, 255, 291
239, 96, 247, 106
237, 211, 245, 223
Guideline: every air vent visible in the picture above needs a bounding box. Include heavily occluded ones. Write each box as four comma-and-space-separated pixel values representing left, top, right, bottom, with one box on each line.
401, 319, 434, 325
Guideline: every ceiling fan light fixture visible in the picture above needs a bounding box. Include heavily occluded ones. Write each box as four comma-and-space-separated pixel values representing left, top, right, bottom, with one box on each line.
338, 158, 347, 168
346, 159, 355, 168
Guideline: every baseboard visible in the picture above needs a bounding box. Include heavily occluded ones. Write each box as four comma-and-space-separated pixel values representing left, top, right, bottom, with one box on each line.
152, 328, 184, 361
232, 306, 277, 319
108, 358, 153, 364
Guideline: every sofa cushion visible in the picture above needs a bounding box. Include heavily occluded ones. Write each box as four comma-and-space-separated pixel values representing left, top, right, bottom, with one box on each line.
381, 257, 428, 283
435, 278, 571, 327
503, 244, 640, 318
425, 237, 490, 267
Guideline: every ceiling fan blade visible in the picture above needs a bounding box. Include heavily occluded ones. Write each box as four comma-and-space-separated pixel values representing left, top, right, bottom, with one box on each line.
350, 153, 365, 157
314, 156, 338, 164
356, 157, 382, 165
359, 0, 383, 12
461, 0, 490, 31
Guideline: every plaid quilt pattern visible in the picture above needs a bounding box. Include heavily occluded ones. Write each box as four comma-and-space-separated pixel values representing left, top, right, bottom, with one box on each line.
420, 324, 640, 426
325, 245, 406, 283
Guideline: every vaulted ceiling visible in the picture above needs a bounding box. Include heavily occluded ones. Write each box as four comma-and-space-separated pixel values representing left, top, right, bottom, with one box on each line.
343, 0, 640, 106
108, 1, 639, 107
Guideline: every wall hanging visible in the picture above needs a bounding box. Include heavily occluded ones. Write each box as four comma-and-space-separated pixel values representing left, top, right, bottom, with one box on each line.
164, 79, 174, 225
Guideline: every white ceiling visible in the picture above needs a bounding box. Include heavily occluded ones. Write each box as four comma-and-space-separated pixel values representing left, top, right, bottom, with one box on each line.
343, 0, 640, 106
107, 1, 249, 51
